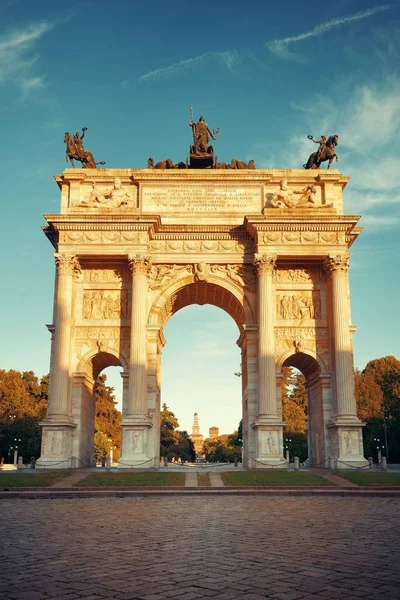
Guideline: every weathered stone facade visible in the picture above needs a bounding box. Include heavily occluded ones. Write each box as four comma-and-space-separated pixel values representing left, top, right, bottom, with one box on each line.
37, 168, 367, 469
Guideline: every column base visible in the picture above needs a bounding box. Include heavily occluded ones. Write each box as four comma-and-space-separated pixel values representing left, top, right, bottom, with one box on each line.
36, 419, 77, 469
328, 421, 368, 469
118, 421, 154, 469
251, 420, 287, 469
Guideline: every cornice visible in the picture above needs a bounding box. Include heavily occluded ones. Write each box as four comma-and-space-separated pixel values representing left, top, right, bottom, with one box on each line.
54, 168, 349, 187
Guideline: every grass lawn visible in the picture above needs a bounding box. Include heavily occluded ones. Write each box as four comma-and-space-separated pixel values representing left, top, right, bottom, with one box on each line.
221, 471, 334, 486
333, 471, 400, 486
0, 471, 69, 488
197, 473, 211, 486
77, 472, 185, 487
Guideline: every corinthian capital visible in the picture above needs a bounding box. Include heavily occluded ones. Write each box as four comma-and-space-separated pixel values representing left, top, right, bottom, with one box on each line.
253, 254, 277, 276
54, 253, 81, 276
323, 253, 350, 276
128, 254, 151, 275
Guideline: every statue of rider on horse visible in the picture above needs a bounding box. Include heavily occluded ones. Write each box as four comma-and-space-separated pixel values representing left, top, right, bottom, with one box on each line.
64, 127, 105, 169
304, 134, 339, 169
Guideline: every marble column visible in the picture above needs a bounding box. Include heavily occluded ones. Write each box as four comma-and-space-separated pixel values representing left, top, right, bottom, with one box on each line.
119, 255, 151, 467
324, 253, 367, 467
254, 254, 278, 419
252, 254, 285, 467
37, 254, 79, 468
47, 253, 80, 421
324, 254, 359, 421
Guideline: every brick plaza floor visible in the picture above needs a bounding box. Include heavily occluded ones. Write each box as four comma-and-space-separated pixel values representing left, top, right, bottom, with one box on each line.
1, 496, 399, 600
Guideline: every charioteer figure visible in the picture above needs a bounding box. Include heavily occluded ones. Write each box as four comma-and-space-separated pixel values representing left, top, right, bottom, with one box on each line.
189, 108, 219, 168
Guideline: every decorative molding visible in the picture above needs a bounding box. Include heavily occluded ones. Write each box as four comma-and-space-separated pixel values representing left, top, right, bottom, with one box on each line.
274, 327, 329, 341
273, 267, 324, 283
128, 255, 151, 275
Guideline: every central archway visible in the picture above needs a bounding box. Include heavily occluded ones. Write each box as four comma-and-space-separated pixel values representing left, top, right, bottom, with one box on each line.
147, 277, 254, 467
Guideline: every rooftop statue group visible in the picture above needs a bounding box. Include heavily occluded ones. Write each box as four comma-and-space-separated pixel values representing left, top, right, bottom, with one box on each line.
63, 115, 339, 170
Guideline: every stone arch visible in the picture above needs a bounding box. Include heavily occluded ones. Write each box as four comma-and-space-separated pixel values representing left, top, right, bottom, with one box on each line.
148, 275, 253, 332
278, 350, 329, 466
72, 349, 127, 466
77, 348, 128, 381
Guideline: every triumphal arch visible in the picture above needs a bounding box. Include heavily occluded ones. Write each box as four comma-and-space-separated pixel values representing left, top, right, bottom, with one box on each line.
37, 125, 367, 469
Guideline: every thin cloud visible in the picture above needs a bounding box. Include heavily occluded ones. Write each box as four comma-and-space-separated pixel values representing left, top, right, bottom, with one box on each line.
140, 50, 240, 82
267, 5, 391, 58
0, 20, 55, 93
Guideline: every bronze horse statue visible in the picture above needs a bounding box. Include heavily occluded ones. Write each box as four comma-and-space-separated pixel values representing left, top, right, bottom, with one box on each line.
304, 134, 339, 169
64, 132, 105, 168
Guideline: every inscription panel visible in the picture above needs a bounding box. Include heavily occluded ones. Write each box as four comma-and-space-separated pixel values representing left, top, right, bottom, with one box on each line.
142, 184, 262, 213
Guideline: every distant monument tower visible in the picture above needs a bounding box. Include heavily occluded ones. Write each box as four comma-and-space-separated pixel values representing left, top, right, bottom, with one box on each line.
209, 426, 219, 439
190, 412, 204, 457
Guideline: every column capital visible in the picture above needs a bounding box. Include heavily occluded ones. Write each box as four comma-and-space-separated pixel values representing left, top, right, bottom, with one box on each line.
323, 253, 350, 276
54, 253, 81, 276
128, 254, 151, 275
253, 254, 277, 276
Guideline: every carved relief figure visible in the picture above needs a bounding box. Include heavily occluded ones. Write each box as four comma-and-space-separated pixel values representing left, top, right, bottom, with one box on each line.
270, 179, 318, 209
266, 433, 277, 454
83, 291, 127, 319
147, 264, 193, 290
194, 262, 209, 281
88, 178, 135, 209
276, 292, 321, 320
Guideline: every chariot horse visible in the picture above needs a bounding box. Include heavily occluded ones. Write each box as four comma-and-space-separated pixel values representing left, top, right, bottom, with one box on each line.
64, 132, 105, 168
304, 135, 339, 169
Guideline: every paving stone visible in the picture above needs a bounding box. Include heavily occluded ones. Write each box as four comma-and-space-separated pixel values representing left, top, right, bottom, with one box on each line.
0, 497, 399, 599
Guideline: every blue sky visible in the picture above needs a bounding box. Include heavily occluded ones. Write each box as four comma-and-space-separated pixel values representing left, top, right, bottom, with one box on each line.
0, 0, 399, 436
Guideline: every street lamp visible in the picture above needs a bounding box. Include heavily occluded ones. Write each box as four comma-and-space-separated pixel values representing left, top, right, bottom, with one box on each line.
374, 438, 383, 463
108, 438, 113, 463
285, 438, 292, 462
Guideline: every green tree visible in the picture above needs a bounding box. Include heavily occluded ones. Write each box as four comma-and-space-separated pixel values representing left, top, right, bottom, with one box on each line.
355, 356, 400, 461
159, 403, 180, 458
282, 367, 308, 434
0, 370, 48, 462
228, 419, 243, 447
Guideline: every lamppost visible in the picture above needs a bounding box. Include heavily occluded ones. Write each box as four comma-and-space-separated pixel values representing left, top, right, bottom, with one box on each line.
374, 437, 385, 463
383, 413, 389, 461
285, 438, 292, 462
108, 438, 113, 463
11, 438, 21, 465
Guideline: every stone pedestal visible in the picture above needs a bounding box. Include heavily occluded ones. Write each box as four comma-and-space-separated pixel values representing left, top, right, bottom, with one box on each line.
36, 423, 76, 469
328, 424, 366, 469
118, 422, 151, 468
252, 421, 287, 468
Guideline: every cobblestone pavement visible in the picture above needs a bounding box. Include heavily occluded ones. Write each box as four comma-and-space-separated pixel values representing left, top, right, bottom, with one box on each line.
1, 497, 399, 600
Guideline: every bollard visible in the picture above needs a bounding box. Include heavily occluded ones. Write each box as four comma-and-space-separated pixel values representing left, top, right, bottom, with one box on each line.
164, 458, 168, 467
17, 456, 23, 470
329, 457, 336, 470
294, 456, 300, 470
30, 456, 36, 469
368, 456, 374, 470
234, 456, 238, 467
71, 456, 78, 469
105, 456, 112, 470
381, 456, 387, 472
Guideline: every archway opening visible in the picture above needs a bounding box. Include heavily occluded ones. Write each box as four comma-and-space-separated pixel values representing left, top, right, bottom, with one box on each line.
281, 352, 324, 465
161, 304, 243, 463
94, 365, 123, 466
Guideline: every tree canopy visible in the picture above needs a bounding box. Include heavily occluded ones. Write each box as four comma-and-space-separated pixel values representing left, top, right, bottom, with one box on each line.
159, 404, 196, 462
93, 374, 122, 462
0, 370, 48, 461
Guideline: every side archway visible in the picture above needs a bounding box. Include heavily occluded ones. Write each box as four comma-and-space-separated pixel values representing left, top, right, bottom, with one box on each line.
277, 350, 331, 466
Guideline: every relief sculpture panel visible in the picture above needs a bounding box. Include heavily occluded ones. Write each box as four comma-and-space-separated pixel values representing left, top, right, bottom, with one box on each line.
83, 290, 128, 319
276, 292, 321, 320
